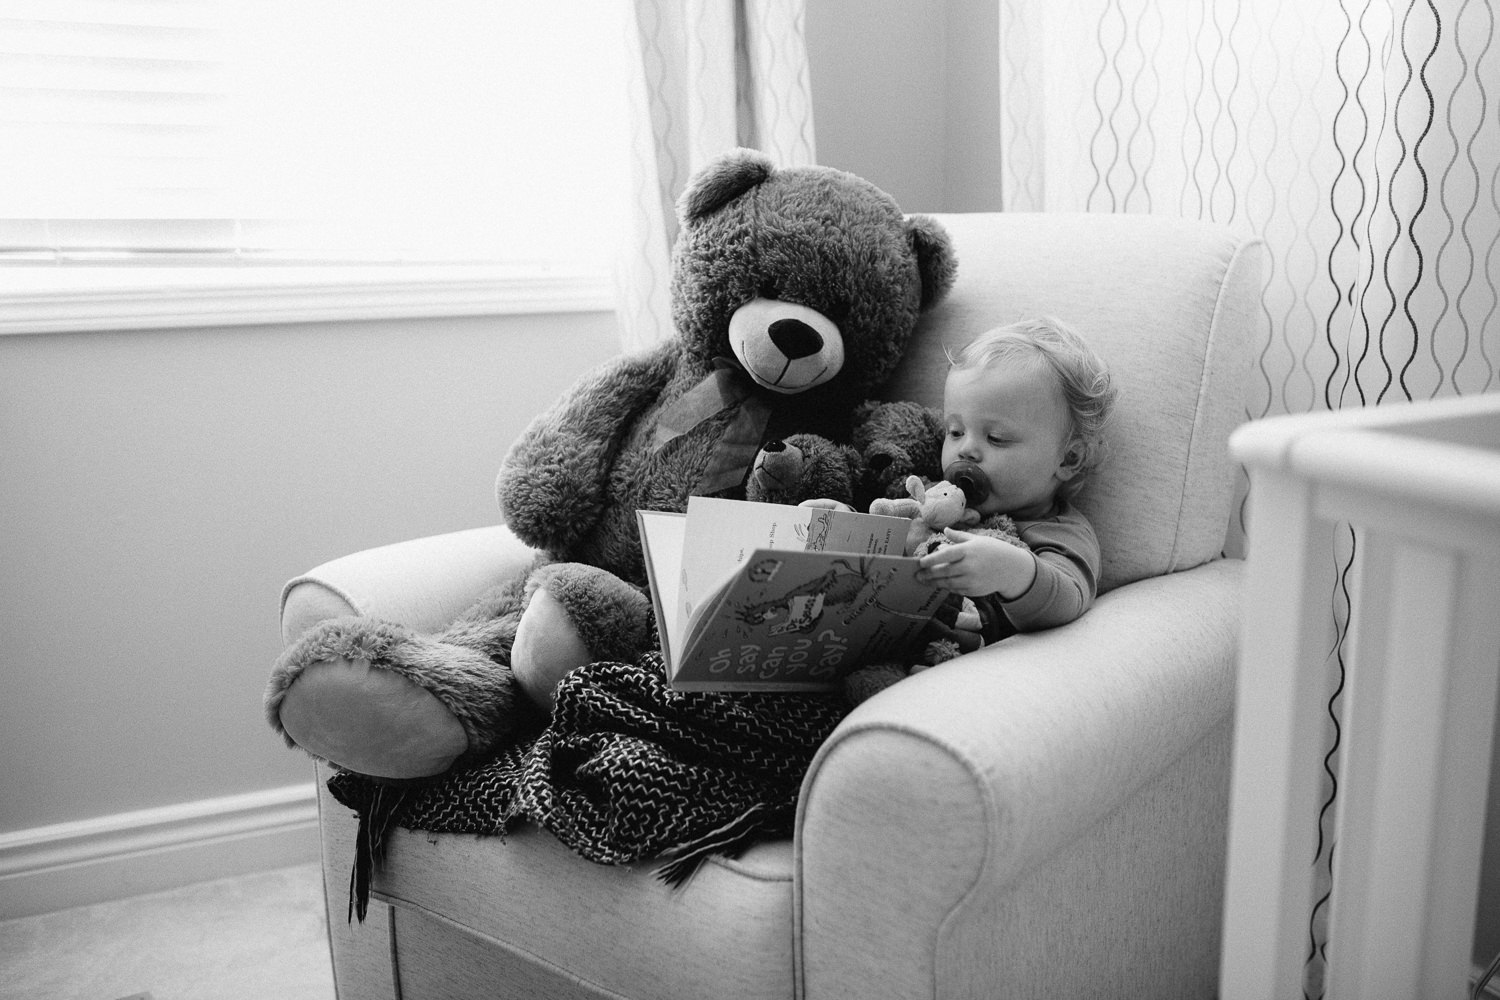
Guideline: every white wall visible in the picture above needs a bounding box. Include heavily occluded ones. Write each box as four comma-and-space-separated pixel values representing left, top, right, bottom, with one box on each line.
806, 0, 1001, 214
0, 311, 618, 836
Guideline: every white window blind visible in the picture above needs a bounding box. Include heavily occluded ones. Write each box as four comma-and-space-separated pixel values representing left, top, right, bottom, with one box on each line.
0, 0, 628, 267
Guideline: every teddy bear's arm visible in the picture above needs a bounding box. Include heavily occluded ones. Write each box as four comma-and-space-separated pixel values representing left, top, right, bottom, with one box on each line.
496, 342, 679, 554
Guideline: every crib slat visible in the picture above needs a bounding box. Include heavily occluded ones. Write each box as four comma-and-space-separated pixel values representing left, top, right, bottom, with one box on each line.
1327, 534, 1458, 999
1220, 468, 1340, 1000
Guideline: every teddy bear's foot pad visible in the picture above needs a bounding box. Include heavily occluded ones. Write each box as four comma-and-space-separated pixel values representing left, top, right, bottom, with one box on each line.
512, 563, 655, 712
277, 657, 469, 779
267, 617, 518, 779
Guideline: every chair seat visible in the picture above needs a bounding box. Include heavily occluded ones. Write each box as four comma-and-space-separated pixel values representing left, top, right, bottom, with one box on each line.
321, 771, 798, 1000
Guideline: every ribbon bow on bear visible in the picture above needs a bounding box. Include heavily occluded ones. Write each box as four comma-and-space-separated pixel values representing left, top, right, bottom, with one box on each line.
651, 359, 775, 496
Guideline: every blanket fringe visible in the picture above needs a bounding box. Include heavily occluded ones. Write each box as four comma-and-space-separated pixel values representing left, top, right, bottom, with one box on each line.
348, 783, 409, 923
654, 803, 770, 888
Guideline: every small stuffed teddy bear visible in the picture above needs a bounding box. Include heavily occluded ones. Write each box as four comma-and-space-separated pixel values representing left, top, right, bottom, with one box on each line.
852, 400, 948, 509
745, 400, 947, 510
744, 433, 862, 507
843, 475, 1029, 705
267, 149, 957, 780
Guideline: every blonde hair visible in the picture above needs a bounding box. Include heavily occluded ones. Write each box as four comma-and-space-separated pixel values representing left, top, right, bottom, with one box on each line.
946, 317, 1118, 498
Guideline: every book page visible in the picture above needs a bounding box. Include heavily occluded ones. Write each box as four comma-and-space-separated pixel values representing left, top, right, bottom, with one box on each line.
635, 510, 687, 666
680, 497, 908, 620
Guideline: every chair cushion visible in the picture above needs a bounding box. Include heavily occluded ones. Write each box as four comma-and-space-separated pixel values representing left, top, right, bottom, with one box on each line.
882, 213, 1262, 592
369, 820, 799, 1000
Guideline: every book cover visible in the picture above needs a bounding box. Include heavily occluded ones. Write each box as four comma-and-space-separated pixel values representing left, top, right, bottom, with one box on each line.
637, 498, 948, 691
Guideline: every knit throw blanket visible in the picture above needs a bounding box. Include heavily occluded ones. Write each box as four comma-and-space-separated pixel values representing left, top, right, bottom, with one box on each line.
328, 653, 849, 920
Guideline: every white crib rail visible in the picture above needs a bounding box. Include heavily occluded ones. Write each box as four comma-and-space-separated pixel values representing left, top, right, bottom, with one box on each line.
1222, 393, 1500, 1000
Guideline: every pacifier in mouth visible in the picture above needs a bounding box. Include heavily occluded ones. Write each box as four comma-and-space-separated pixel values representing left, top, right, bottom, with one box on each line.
944, 461, 992, 508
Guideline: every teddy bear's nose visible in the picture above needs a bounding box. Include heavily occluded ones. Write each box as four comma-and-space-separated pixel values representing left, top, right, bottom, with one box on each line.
768, 318, 824, 360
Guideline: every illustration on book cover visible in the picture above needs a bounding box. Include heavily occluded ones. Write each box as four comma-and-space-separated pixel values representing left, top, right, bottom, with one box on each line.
688, 551, 945, 685
733, 557, 879, 636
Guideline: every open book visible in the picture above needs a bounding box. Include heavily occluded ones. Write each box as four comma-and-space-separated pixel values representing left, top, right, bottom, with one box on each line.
636, 496, 949, 691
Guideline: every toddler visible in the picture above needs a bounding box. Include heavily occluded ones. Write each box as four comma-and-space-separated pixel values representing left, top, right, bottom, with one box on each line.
812, 316, 1117, 645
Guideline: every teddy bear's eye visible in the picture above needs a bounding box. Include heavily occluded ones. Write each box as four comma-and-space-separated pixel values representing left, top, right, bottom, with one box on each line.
759, 281, 780, 300
826, 300, 851, 324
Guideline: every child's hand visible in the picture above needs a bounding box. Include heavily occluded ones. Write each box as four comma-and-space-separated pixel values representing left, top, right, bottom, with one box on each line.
799, 498, 855, 513
917, 528, 1037, 599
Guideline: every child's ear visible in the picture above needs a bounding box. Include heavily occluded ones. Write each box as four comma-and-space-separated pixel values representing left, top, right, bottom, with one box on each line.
1057, 442, 1086, 481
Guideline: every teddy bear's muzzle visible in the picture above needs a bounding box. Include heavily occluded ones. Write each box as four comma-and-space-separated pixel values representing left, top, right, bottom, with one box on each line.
729, 297, 845, 393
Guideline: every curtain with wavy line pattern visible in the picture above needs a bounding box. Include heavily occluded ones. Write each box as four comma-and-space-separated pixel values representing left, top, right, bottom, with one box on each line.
999, 1, 1499, 994
617, 0, 816, 351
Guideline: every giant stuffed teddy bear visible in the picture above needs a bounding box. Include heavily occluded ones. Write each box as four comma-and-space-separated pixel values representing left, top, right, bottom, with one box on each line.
266, 148, 957, 781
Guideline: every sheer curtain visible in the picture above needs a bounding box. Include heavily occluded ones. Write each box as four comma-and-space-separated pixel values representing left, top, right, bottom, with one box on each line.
617, 0, 816, 351
998, 1, 1500, 993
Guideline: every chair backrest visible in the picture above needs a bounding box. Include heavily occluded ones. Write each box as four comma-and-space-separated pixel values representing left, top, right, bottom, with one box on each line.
883, 212, 1264, 593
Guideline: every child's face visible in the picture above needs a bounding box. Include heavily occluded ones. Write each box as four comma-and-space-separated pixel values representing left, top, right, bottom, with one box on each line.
941, 362, 1078, 519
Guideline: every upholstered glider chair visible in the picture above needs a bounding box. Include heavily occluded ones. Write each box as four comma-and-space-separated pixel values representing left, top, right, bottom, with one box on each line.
281, 213, 1263, 999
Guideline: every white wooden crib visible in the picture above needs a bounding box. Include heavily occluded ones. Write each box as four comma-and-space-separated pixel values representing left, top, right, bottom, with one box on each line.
1222, 392, 1500, 999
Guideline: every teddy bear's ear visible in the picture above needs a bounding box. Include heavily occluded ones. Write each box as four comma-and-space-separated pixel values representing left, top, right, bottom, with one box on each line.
906, 215, 958, 309
678, 148, 775, 224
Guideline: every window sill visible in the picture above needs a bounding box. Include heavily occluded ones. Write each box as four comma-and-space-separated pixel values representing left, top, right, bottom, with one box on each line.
0, 263, 615, 335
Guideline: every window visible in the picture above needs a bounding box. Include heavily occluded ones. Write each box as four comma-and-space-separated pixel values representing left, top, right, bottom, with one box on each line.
0, 0, 628, 294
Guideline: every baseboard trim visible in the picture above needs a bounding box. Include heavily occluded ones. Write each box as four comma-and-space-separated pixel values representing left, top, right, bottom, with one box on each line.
0, 783, 320, 921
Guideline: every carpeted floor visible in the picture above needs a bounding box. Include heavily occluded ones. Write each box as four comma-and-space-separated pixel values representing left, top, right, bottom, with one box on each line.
0, 862, 334, 1000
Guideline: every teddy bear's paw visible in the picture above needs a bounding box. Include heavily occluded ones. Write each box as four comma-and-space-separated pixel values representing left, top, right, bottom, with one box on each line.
920, 637, 964, 667
513, 564, 655, 712
266, 617, 518, 780
842, 662, 911, 706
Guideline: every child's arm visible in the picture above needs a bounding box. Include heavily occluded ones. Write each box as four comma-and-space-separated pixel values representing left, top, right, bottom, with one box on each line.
997, 516, 1101, 630
921, 516, 1101, 632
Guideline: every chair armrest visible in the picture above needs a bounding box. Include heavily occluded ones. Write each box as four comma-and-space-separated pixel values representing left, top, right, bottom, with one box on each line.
279, 525, 538, 644
794, 557, 1242, 998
